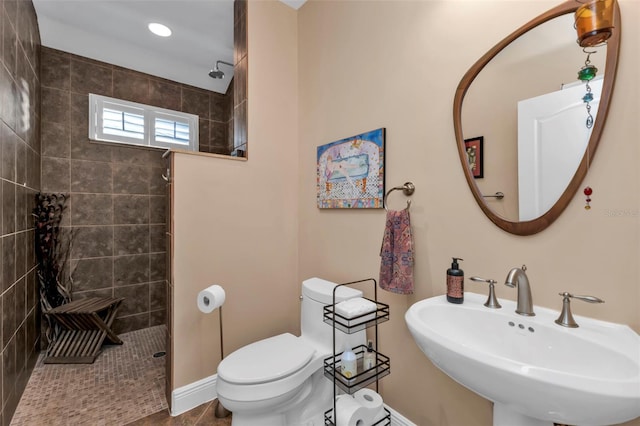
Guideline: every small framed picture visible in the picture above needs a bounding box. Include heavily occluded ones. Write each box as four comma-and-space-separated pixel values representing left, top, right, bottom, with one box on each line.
464, 136, 483, 179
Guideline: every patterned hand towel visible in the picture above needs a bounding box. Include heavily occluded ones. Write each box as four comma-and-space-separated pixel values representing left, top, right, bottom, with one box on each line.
379, 209, 414, 294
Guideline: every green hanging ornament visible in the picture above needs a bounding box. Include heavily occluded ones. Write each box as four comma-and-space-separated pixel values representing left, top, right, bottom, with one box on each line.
577, 50, 598, 129
578, 64, 598, 81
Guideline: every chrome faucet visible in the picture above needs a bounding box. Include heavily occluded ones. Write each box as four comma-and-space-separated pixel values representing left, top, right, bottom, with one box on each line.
504, 265, 535, 316
555, 292, 604, 328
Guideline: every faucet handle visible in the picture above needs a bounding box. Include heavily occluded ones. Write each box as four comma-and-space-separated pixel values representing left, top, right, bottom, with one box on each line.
470, 276, 496, 284
554, 292, 605, 328
566, 293, 605, 304
470, 277, 501, 309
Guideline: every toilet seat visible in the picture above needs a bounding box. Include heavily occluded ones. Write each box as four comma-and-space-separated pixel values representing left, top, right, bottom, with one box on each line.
218, 333, 316, 385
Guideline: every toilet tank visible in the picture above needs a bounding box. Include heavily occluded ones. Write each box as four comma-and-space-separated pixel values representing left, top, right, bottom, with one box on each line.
301, 278, 366, 354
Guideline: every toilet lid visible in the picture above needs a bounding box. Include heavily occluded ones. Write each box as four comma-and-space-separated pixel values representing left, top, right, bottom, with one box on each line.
218, 333, 316, 385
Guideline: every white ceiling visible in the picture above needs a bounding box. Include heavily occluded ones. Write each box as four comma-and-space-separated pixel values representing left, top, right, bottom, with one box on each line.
33, 0, 306, 94
280, 0, 306, 9
33, 0, 236, 94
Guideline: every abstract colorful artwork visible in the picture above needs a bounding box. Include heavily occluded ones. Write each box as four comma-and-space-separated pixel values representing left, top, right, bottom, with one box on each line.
317, 128, 385, 209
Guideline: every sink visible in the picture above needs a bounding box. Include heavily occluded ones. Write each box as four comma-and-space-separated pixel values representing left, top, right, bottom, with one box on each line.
405, 292, 640, 426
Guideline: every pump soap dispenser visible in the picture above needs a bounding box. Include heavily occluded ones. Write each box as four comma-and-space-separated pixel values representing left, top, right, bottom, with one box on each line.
447, 257, 464, 304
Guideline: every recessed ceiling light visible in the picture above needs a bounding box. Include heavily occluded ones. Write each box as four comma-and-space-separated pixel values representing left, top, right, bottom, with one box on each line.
148, 22, 172, 37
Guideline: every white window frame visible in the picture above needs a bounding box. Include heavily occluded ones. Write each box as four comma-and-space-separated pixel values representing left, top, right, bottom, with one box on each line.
89, 94, 199, 151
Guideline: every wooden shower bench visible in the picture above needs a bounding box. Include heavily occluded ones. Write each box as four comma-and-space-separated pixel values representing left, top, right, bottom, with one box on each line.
44, 297, 125, 364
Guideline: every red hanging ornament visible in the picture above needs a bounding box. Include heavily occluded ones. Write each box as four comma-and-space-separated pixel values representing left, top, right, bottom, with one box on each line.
584, 186, 592, 210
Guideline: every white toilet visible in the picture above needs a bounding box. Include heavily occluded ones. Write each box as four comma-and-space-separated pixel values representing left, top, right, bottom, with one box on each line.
216, 277, 366, 426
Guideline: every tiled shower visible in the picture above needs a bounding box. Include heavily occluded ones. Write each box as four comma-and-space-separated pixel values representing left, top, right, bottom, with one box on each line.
39, 47, 233, 334
1, 1, 42, 423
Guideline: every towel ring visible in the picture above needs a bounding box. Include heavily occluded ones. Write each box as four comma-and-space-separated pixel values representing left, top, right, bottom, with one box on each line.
384, 182, 415, 211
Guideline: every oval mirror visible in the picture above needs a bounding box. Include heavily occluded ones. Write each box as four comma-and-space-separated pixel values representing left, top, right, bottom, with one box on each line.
453, 0, 620, 235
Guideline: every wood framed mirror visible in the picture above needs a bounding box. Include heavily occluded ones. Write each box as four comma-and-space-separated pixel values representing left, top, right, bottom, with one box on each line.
453, 0, 621, 235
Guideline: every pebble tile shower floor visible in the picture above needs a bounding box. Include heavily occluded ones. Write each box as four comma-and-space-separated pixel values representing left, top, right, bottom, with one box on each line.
11, 326, 169, 425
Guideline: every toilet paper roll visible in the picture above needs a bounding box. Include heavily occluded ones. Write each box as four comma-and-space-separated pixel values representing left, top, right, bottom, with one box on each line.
197, 285, 226, 313
335, 394, 370, 426
371, 407, 388, 424
353, 388, 384, 421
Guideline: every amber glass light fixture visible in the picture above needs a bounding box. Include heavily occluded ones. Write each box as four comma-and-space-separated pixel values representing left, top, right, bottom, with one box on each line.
575, 0, 614, 47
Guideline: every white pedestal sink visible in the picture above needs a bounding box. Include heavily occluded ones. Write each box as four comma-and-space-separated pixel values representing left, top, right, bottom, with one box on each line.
405, 293, 640, 426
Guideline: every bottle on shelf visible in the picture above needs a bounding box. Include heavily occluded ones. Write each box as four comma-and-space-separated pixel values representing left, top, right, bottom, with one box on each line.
340, 344, 357, 378
363, 340, 375, 370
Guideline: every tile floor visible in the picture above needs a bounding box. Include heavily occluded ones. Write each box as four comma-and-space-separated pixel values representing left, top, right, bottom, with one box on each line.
10, 325, 231, 426
9, 325, 576, 426
125, 401, 232, 426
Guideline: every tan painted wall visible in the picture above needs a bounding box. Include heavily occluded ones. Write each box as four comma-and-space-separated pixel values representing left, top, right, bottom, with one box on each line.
170, 0, 638, 423
171, 0, 299, 389
297, 1, 639, 425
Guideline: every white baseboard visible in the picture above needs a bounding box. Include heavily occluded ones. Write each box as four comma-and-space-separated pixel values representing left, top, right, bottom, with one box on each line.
386, 403, 418, 426
170, 374, 217, 416
170, 373, 416, 425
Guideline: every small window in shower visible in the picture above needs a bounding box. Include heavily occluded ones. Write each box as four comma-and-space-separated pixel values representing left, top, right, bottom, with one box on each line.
89, 94, 198, 151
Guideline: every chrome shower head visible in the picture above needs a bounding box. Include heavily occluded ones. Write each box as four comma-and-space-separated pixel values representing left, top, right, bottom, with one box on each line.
208, 67, 225, 79
208, 60, 233, 79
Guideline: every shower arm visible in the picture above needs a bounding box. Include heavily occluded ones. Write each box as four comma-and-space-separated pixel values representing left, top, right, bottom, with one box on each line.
216, 60, 234, 69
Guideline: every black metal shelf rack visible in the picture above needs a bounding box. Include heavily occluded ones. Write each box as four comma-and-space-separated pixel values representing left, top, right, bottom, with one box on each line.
323, 278, 391, 426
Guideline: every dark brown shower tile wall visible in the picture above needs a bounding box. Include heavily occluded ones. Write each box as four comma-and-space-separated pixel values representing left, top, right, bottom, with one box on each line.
1, 0, 42, 424
233, 0, 247, 153
40, 47, 231, 335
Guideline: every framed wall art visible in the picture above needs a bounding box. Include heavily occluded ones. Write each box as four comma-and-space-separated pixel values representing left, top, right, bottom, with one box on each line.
317, 128, 385, 208
464, 136, 484, 178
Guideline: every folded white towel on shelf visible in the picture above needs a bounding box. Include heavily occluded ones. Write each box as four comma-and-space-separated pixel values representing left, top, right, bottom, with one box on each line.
334, 297, 377, 319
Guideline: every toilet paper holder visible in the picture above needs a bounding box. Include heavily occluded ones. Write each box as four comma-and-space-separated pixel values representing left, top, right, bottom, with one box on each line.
196, 285, 231, 418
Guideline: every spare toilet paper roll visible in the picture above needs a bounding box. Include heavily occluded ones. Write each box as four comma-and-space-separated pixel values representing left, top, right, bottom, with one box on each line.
354, 388, 384, 421
335, 394, 370, 426
197, 285, 226, 313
